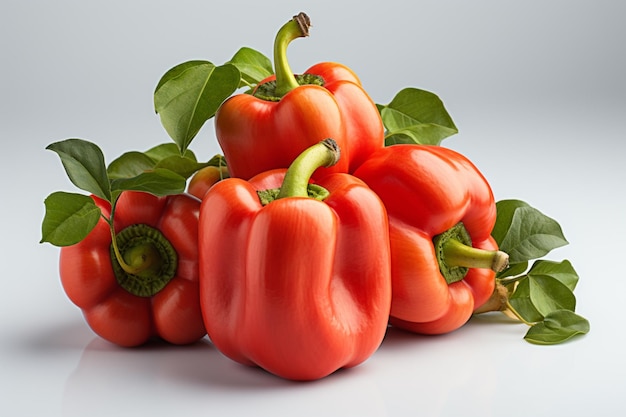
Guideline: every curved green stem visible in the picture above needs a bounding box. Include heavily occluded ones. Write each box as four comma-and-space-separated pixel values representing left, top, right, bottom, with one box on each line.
106, 199, 149, 276
277, 138, 340, 199
109, 220, 166, 277
274, 12, 311, 97
505, 300, 535, 326
109, 224, 143, 275
109, 223, 178, 297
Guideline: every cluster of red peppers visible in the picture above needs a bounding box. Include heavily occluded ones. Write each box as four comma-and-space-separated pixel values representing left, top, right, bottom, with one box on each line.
44, 12, 517, 381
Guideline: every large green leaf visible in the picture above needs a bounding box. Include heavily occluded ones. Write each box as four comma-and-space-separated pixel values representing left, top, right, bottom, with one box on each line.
493, 200, 568, 264
378, 88, 458, 146
528, 260, 579, 291
46, 139, 111, 201
154, 60, 240, 153
508, 274, 576, 323
41, 192, 101, 246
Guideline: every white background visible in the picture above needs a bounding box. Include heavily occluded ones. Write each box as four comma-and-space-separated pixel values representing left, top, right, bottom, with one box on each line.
1, 1, 624, 416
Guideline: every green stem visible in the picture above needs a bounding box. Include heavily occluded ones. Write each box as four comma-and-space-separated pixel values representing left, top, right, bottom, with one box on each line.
505, 300, 535, 326
434, 223, 509, 285
442, 238, 509, 272
104, 197, 178, 297
104, 201, 142, 276
109, 223, 178, 298
274, 12, 311, 97
105, 199, 149, 276
109, 224, 143, 275
277, 138, 340, 199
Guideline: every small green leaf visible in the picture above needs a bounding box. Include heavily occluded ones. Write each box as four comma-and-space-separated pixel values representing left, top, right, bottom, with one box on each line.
509, 278, 544, 323
493, 200, 568, 264
145, 143, 207, 179
110, 168, 186, 199
154, 155, 210, 179
378, 88, 458, 146
144, 143, 196, 161
228, 47, 273, 88
46, 139, 111, 201
204, 154, 228, 168
524, 310, 590, 344
108, 143, 204, 180
497, 260, 529, 279
528, 260, 579, 291
154, 61, 241, 153
107, 151, 156, 180
41, 192, 101, 246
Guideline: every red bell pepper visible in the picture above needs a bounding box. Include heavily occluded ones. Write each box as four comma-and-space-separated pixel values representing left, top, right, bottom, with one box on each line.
59, 191, 206, 347
215, 12, 383, 180
354, 145, 509, 335
198, 139, 391, 380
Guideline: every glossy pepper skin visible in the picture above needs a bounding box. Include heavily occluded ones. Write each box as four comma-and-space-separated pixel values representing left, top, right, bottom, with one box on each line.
59, 191, 206, 347
198, 140, 391, 381
354, 145, 508, 335
214, 13, 383, 180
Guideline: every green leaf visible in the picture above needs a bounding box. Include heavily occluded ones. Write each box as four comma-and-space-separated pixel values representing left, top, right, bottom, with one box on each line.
46, 139, 111, 201
41, 192, 101, 246
110, 168, 186, 199
509, 278, 544, 323
527, 275, 577, 317
204, 153, 228, 168
154, 61, 241, 153
509, 273, 577, 324
228, 47, 273, 88
493, 199, 568, 264
154, 155, 210, 179
378, 88, 458, 146
492, 199, 529, 247
107, 143, 203, 180
144, 143, 196, 162
497, 260, 529, 279
107, 151, 155, 180
524, 310, 590, 344
528, 260, 579, 291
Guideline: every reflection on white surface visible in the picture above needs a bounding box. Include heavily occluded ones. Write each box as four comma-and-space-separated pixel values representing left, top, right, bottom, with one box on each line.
59, 328, 494, 417
54, 317, 522, 417
3, 284, 621, 417
60, 335, 390, 417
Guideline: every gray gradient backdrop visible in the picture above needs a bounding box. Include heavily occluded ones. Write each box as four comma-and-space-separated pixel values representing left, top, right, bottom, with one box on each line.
2, 1, 625, 416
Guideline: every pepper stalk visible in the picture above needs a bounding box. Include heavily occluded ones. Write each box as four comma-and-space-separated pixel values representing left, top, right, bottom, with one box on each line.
433, 222, 509, 285
254, 12, 323, 102
106, 197, 178, 297
257, 139, 341, 205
